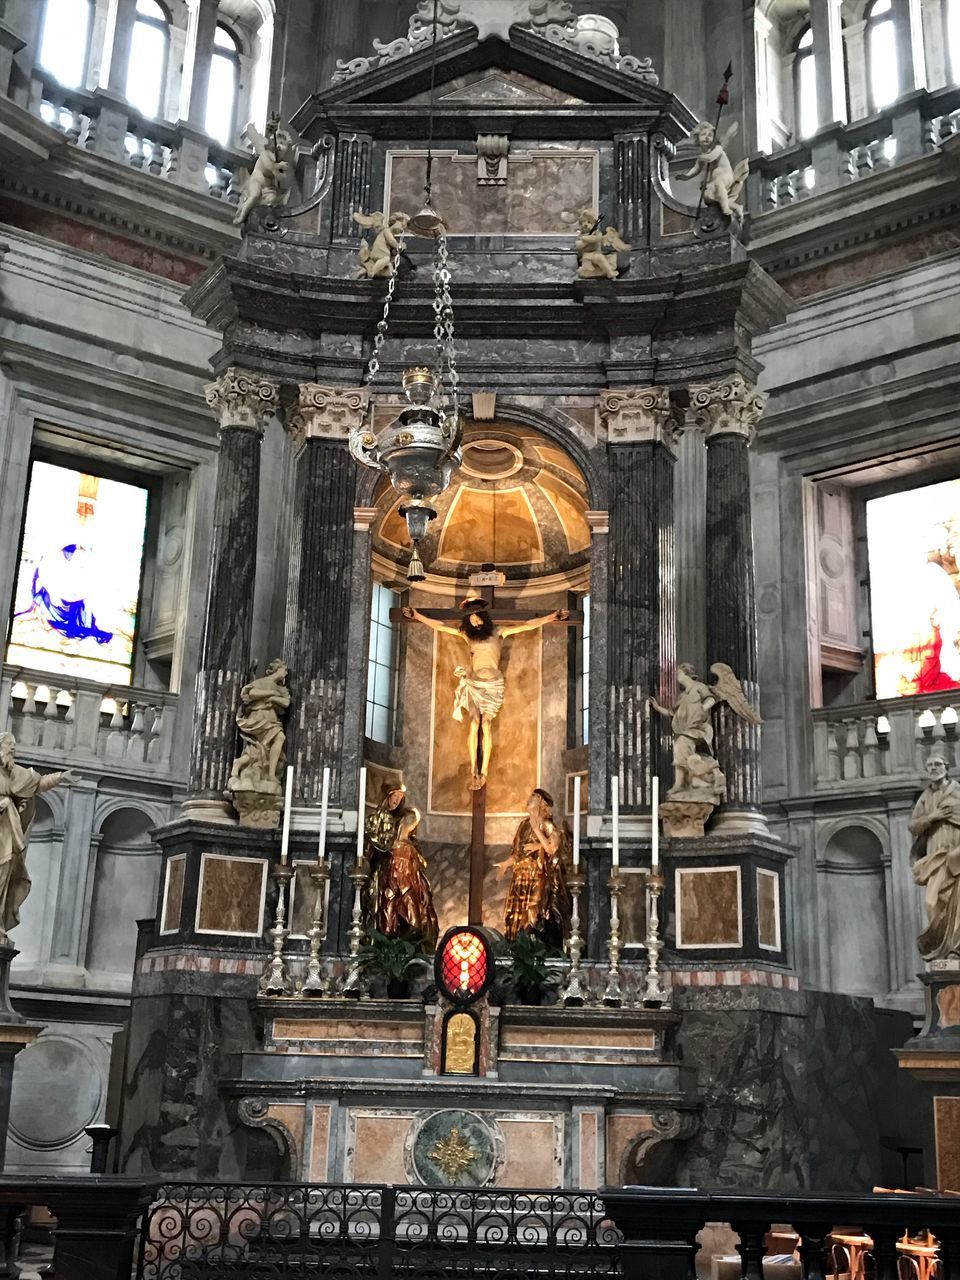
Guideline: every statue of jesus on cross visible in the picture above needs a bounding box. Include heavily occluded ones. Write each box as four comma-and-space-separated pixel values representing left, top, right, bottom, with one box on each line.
402, 596, 567, 792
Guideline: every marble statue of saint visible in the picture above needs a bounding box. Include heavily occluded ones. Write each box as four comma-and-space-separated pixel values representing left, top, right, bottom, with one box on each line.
0, 733, 77, 941
354, 210, 410, 277
502, 788, 571, 945
363, 782, 408, 926
226, 661, 291, 823
375, 806, 439, 944
233, 119, 296, 226
909, 753, 960, 963
403, 598, 566, 791
649, 662, 760, 803
575, 209, 630, 279
680, 121, 749, 221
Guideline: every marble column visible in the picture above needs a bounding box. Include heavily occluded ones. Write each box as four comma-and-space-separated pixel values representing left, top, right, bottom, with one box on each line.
692, 374, 768, 827
283, 385, 369, 807
809, 0, 847, 127
186, 369, 279, 815
600, 389, 679, 814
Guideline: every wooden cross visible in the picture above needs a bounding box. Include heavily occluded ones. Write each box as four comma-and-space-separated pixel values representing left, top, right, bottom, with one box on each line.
393, 592, 582, 924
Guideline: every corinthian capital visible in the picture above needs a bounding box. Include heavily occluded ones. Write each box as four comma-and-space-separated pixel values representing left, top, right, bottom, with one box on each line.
689, 374, 767, 444
286, 384, 370, 448
599, 387, 680, 453
204, 368, 279, 435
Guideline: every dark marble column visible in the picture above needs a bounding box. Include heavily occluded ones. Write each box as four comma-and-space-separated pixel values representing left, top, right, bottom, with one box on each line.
601, 389, 679, 812
694, 374, 768, 822
614, 132, 646, 245
283, 385, 369, 807
332, 132, 373, 239
187, 369, 279, 813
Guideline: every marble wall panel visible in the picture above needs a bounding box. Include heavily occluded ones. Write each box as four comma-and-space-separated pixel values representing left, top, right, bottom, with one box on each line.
676, 867, 742, 948
195, 854, 267, 936
160, 854, 185, 934
619, 870, 649, 949
756, 868, 781, 952
935, 1096, 960, 1191
288, 861, 330, 939
309, 1104, 331, 1181
498, 1116, 562, 1186
348, 1112, 410, 1183
577, 1109, 599, 1190
605, 1113, 655, 1183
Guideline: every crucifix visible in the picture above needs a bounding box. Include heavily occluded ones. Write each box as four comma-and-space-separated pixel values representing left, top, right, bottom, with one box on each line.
394, 583, 582, 924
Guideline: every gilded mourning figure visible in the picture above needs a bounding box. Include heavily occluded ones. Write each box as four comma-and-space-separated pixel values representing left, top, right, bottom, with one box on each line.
910, 753, 960, 963
0, 733, 77, 941
502, 788, 571, 945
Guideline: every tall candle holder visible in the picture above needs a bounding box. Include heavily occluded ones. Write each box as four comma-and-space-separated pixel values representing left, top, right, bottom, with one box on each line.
340, 861, 369, 998
642, 871, 668, 1007
560, 871, 587, 1007
259, 863, 294, 997
602, 867, 623, 1007
297, 861, 331, 997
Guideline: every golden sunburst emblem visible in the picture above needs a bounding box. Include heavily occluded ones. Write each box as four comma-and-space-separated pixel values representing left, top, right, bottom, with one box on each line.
429, 1127, 478, 1179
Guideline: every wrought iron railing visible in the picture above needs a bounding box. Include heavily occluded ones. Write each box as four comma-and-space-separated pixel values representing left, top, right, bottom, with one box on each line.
136, 1183, 621, 1279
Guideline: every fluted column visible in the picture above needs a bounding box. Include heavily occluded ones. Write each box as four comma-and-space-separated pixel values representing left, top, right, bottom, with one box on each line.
283, 385, 369, 807
692, 374, 768, 825
600, 388, 679, 814
186, 369, 279, 812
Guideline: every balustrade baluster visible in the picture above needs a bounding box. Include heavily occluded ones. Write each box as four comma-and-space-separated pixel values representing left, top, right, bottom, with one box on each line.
940, 1224, 960, 1280
126, 703, 146, 762
731, 1220, 767, 1280
799, 1224, 831, 1280
828, 722, 842, 781
41, 686, 61, 750
106, 700, 127, 759
842, 718, 862, 779
874, 1226, 900, 1280
862, 716, 881, 778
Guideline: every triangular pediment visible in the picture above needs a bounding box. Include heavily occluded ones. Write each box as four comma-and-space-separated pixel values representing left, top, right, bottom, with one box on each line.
433, 68, 582, 105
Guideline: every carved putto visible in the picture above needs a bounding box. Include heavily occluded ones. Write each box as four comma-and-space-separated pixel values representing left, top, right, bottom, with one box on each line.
681, 121, 750, 222
574, 209, 630, 279
233, 119, 296, 226
354, 211, 410, 278
226, 660, 291, 827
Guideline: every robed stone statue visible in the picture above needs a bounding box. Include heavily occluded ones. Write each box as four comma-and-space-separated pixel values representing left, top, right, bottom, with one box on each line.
0, 732, 77, 941
910, 753, 960, 963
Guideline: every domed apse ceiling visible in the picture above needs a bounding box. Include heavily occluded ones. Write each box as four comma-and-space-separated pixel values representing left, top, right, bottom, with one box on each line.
372, 422, 591, 583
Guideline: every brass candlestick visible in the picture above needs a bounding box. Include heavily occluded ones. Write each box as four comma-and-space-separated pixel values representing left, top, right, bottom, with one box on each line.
297, 861, 331, 997
560, 871, 586, 1007
602, 867, 623, 1007
340, 861, 369, 997
259, 862, 294, 997
642, 871, 668, 1007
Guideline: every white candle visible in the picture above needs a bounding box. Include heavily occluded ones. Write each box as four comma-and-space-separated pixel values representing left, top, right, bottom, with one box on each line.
279, 765, 294, 865
317, 767, 330, 864
356, 766, 367, 866
651, 775, 660, 871
611, 775, 620, 867
572, 774, 581, 868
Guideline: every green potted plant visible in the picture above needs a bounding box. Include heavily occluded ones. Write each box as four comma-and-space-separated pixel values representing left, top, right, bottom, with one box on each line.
506, 932, 557, 1006
358, 929, 425, 999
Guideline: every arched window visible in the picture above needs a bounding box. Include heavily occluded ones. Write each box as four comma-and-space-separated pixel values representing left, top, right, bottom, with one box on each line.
125, 0, 170, 119
948, 0, 960, 84
794, 26, 818, 139
205, 24, 242, 146
38, 0, 93, 89
866, 0, 898, 111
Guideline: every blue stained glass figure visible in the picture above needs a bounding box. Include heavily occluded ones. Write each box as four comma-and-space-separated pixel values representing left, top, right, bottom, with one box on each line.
19, 544, 113, 646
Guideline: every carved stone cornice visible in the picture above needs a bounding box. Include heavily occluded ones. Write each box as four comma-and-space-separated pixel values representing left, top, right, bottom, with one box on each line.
689, 374, 768, 444
599, 387, 681, 453
204, 368, 280, 435
286, 384, 370, 448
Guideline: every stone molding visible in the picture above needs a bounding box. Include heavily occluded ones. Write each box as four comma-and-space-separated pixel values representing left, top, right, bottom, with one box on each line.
599, 387, 681, 452
585, 510, 610, 534
287, 384, 370, 447
689, 374, 768, 444
204, 368, 280, 435
353, 506, 379, 532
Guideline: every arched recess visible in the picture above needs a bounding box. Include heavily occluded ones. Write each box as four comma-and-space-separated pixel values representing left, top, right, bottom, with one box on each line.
820, 824, 890, 996
85, 806, 161, 979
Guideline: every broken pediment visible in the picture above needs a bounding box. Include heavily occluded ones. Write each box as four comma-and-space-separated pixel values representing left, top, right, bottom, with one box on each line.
430, 68, 585, 106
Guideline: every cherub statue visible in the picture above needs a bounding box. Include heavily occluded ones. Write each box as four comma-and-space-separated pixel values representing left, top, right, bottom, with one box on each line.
233, 118, 296, 226
681, 121, 750, 221
354, 210, 410, 278
575, 209, 630, 279
649, 662, 761, 803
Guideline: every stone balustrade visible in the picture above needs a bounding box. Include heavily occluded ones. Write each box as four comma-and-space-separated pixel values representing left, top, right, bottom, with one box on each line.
36, 72, 246, 205
812, 693, 960, 790
0, 665, 179, 778
746, 84, 960, 214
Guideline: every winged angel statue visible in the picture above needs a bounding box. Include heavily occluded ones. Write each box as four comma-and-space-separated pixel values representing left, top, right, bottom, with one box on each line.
353, 210, 410, 277
680, 120, 750, 221
649, 662, 761, 804
575, 209, 631, 279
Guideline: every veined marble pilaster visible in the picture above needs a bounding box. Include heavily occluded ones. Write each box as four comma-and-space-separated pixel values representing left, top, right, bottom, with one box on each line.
187, 369, 279, 809
284, 385, 368, 806
691, 374, 768, 823
600, 388, 679, 812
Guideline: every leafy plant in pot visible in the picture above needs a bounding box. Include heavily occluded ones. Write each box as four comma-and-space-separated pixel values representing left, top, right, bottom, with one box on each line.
358, 929, 426, 999
506, 931, 557, 1006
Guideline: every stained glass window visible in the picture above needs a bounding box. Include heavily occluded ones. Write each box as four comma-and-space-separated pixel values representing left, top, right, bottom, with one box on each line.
125, 0, 169, 120
38, 0, 93, 89
7, 461, 148, 685
867, 479, 960, 699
